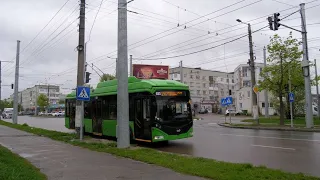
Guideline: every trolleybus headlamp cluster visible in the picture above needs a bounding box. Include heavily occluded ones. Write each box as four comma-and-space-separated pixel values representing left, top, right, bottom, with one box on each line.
154, 136, 164, 140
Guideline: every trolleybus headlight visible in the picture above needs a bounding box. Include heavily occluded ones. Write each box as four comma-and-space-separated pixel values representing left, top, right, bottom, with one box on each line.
154, 136, 164, 140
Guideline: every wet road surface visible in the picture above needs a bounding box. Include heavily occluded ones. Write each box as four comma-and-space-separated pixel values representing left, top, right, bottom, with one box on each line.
2, 116, 73, 133
3, 114, 320, 177
157, 114, 320, 177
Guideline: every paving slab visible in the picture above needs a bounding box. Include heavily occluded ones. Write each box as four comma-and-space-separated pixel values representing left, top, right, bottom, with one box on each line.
0, 125, 205, 180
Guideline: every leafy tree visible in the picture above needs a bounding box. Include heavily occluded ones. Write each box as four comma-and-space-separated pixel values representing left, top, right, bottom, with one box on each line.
0, 100, 13, 111
259, 32, 303, 125
37, 94, 49, 111
100, 73, 115, 82
18, 104, 23, 112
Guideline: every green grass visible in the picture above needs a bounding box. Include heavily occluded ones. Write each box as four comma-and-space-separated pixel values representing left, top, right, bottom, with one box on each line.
0, 145, 47, 180
242, 117, 320, 125
0, 120, 319, 180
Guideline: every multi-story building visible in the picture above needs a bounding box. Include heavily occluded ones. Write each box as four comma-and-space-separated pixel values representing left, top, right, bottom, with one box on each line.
233, 63, 275, 115
11, 85, 60, 110
169, 67, 235, 112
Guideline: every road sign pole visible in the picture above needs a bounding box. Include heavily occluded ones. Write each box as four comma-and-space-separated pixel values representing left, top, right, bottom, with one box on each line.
289, 65, 293, 128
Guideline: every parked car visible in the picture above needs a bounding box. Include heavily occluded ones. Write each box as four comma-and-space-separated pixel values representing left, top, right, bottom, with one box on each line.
199, 109, 208, 114
52, 111, 65, 117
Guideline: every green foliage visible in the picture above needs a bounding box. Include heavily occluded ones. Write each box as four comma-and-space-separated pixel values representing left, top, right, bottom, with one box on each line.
59, 99, 65, 104
1, 120, 319, 180
100, 73, 115, 82
0, 100, 13, 111
0, 145, 46, 180
37, 94, 49, 110
259, 33, 304, 125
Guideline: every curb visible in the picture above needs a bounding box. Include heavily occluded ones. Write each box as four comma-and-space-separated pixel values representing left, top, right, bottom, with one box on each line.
218, 123, 320, 132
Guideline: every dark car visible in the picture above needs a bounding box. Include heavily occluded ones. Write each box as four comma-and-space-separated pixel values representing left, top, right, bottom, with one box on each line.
199, 109, 208, 114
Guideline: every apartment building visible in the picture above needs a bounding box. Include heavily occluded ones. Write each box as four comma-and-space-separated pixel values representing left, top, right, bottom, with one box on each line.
234, 63, 275, 115
169, 67, 235, 112
10, 85, 60, 110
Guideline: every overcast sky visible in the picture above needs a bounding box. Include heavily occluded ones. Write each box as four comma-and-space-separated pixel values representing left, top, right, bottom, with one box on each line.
1, 0, 319, 99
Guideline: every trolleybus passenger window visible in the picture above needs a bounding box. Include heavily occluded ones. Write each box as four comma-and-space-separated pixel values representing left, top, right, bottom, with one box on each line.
101, 99, 108, 119
84, 101, 91, 119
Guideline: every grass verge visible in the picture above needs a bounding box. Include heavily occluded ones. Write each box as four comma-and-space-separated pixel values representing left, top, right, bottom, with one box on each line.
242, 117, 320, 125
0, 120, 319, 180
0, 145, 46, 180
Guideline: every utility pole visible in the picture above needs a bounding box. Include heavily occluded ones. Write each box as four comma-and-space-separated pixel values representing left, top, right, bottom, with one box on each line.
314, 59, 320, 118
0, 61, 1, 103
300, 3, 313, 128
248, 23, 259, 123
180, 60, 183, 83
263, 47, 269, 118
130, 55, 133, 76
13, 40, 20, 124
117, 0, 130, 148
75, 0, 86, 139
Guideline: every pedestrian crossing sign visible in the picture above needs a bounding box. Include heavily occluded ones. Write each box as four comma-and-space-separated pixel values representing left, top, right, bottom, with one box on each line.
76, 86, 90, 101
289, 92, 294, 102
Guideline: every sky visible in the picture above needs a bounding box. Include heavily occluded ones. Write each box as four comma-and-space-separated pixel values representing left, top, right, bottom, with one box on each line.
0, 0, 320, 99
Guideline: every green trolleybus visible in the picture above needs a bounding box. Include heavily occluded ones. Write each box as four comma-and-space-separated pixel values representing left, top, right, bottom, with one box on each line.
64, 76, 193, 143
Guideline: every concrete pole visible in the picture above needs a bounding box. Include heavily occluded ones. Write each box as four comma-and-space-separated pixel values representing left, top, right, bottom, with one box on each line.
0, 61, 2, 103
117, 0, 130, 148
75, 0, 86, 139
314, 59, 320, 118
13, 40, 20, 124
130, 55, 133, 76
263, 47, 269, 118
248, 23, 259, 123
300, 3, 313, 128
35, 84, 38, 115
289, 64, 293, 127
180, 60, 183, 83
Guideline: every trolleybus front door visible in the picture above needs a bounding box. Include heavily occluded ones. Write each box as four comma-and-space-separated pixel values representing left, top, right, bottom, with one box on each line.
134, 97, 154, 141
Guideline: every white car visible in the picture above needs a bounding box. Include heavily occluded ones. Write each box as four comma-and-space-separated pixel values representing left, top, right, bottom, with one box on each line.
52, 111, 65, 117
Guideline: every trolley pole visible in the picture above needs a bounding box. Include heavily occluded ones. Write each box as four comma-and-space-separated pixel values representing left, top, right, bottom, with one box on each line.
75, 0, 86, 139
130, 55, 133, 76
117, 0, 130, 148
13, 40, 20, 124
300, 3, 313, 128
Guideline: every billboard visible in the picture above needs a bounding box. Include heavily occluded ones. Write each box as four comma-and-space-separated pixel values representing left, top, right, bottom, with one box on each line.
132, 64, 169, 79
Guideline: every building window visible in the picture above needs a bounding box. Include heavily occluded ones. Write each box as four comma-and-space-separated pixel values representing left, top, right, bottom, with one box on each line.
221, 91, 224, 96
269, 103, 273, 107
232, 79, 234, 83
197, 90, 200, 95
190, 75, 193, 79
232, 86, 234, 89
243, 81, 251, 87
209, 90, 213, 94
262, 103, 265, 107
202, 76, 206, 80
247, 91, 250, 97
190, 82, 194, 86
203, 91, 206, 95
203, 83, 206, 88
239, 103, 242, 108
184, 74, 187, 78
221, 78, 223, 81
196, 75, 200, 80
227, 79, 229, 83
214, 91, 218, 96
174, 74, 177, 77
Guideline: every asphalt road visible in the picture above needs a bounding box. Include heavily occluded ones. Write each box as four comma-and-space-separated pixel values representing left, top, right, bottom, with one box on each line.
3, 114, 320, 177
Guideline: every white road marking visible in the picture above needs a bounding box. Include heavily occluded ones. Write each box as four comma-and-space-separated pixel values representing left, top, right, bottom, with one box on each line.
220, 133, 320, 142
251, 144, 295, 151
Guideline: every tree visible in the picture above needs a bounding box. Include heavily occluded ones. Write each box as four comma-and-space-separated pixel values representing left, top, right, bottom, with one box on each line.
259, 32, 303, 125
59, 99, 65, 104
37, 94, 49, 111
100, 73, 115, 82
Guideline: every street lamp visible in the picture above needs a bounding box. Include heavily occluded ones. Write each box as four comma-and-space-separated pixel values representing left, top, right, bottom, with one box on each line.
236, 18, 259, 122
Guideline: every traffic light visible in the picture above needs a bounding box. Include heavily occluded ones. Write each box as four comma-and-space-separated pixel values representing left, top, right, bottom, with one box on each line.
11, 84, 13, 89
267, 16, 273, 30
85, 72, 91, 83
229, 89, 232, 96
273, 13, 281, 31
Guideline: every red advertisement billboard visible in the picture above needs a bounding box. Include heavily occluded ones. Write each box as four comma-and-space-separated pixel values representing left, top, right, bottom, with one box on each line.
132, 64, 169, 79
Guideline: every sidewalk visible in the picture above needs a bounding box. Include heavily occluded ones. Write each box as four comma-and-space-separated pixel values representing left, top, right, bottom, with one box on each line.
0, 125, 204, 180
